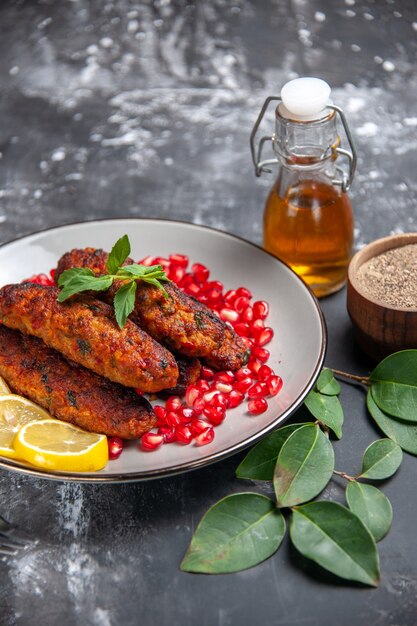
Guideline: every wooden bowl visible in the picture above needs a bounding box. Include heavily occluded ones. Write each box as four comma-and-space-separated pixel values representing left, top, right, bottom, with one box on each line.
347, 233, 417, 361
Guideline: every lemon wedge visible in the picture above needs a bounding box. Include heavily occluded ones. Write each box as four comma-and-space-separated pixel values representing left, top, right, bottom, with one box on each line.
0, 394, 52, 459
0, 376, 11, 395
14, 419, 108, 472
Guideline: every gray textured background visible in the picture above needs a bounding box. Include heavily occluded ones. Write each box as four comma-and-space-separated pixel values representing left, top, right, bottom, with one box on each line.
0, 1, 416, 625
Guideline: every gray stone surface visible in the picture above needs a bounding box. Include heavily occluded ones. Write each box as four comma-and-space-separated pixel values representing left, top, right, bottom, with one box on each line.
0, 1, 416, 624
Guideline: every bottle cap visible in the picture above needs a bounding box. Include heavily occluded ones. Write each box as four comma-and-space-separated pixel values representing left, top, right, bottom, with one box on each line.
280, 77, 331, 121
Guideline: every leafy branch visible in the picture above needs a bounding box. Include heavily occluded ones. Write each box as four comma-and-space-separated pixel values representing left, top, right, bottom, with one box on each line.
181, 352, 417, 586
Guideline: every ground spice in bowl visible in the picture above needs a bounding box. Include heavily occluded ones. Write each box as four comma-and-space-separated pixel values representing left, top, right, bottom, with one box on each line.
356, 243, 417, 309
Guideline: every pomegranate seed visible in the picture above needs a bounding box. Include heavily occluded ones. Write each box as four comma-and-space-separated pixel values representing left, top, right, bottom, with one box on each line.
204, 280, 223, 292
166, 411, 183, 428
248, 359, 262, 375
213, 382, 231, 394
203, 405, 226, 425
201, 366, 215, 380
227, 389, 245, 408
251, 319, 265, 334
236, 287, 252, 299
108, 437, 123, 460
195, 379, 210, 392
195, 427, 215, 446
257, 365, 273, 381
49, 268, 56, 281
168, 265, 185, 283
185, 282, 201, 296
197, 293, 209, 305
134, 388, 144, 396
214, 371, 235, 383
220, 308, 239, 323
176, 425, 193, 444
248, 397, 268, 415
234, 377, 253, 393
165, 396, 182, 412
251, 346, 270, 362
268, 375, 283, 396
235, 367, 252, 380
138, 255, 156, 266
169, 253, 189, 268
206, 288, 222, 303
185, 385, 201, 407
141, 433, 164, 450
212, 392, 227, 408
241, 306, 254, 323
247, 381, 269, 399
253, 300, 269, 320
203, 390, 220, 403
192, 397, 205, 416
154, 257, 170, 270
234, 322, 251, 337
192, 263, 210, 283
158, 426, 177, 443
224, 289, 237, 305
234, 296, 250, 313
190, 419, 212, 435
256, 327, 274, 347
179, 407, 196, 422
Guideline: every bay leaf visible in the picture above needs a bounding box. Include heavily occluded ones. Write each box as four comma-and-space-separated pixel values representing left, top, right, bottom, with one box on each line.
273, 424, 334, 508
316, 368, 341, 396
290, 501, 380, 586
236, 423, 308, 481
367, 391, 417, 455
370, 350, 417, 421
346, 481, 392, 542
304, 390, 344, 439
360, 438, 403, 480
180, 493, 285, 574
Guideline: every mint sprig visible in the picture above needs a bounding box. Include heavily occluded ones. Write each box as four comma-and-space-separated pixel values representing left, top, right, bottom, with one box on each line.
57, 235, 170, 328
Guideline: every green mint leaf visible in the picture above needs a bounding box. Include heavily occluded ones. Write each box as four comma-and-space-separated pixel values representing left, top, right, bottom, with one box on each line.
290, 502, 380, 586
107, 234, 131, 275
236, 423, 309, 481
370, 350, 417, 422
57, 268, 113, 302
180, 493, 285, 574
273, 424, 334, 508
114, 280, 137, 329
304, 389, 344, 439
117, 264, 148, 278
346, 481, 393, 543
367, 391, 417, 455
359, 439, 403, 480
316, 368, 341, 396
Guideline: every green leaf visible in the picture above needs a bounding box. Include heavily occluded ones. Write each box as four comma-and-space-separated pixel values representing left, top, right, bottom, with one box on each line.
316, 368, 341, 396
359, 439, 403, 480
370, 350, 417, 422
107, 234, 131, 275
57, 268, 113, 301
119, 264, 163, 278
180, 493, 286, 574
236, 423, 309, 481
346, 481, 393, 542
113, 281, 137, 329
367, 391, 417, 455
304, 390, 344, 439
273, 424, 334, 508
290, 501, 380, 586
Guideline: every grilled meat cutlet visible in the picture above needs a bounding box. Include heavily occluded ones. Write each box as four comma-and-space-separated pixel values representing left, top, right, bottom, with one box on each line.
55, 248, 250, 371
0, 283, 178, 392
159, 355, 201, 398
0, 326, 156, 439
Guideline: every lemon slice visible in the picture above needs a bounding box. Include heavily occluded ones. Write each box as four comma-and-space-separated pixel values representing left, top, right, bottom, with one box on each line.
14, 419, 108, 472
0, 394, 52, 459
0, 376, 11, 395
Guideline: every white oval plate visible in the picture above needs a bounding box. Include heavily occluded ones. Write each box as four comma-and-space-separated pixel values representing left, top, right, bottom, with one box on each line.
0, 219, 326, 482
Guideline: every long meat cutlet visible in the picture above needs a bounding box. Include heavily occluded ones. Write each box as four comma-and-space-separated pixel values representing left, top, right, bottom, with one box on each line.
55, 248, 250, 371
0, 283, 178, 392
159, 355, 201, 398
0, 326, 156, 439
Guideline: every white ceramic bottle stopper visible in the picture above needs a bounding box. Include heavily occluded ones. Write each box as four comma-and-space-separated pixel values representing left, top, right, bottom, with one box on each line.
279, 77, 331, 121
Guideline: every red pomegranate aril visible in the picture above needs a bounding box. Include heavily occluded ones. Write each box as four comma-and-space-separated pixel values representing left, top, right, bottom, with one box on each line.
212, 392, 227, 408
236, 287, 252, 299
169, 266, 185, 283
185, 282, 201, 297
195, 379, 210, 392
108, 437, 123, 460
192, 397, 205, 416
257, 365, 273, 381
203, 405, 226, 425
235, 367, 252, 381
138, 255, 156, 266
206, 288, 222, 303
141, 433, 164, 450
227, 389, 245, 408
165, 396, 183, 412
185, 385, 201, 407
256, 327, 274, 347
166, 411, 183, 428
224, 289, 238, 305
134, 388, 144, 396
192, 263, 210, 283
234, 296, 250, 313
175, 425, 193, 445
253, 300, 269, 320
234, 322, 251, 337
248, 397, 268, 415
220, 308, 239, 323
240, 306, 254, 324
169, 253, 189, 268
234, 377, 253, 394
247, 359, 262, 375
268, 375, 283, 396
215, 382, 233, 394
197, 293, 209, 305
203, 389, 219, 403
247, 381, 269, 399
251, 319, 265, 334
214, 371, 235, 384
190, 419, 212, 435
158, 426, 177, 443
251, 346, 270, 362
201, 366, 215, 380
195, 427, 215, 446
179, 407, 196, 422
204, 280, 223, 292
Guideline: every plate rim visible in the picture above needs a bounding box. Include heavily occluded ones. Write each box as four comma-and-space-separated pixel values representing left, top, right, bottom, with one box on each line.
0, 217, 327, 483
